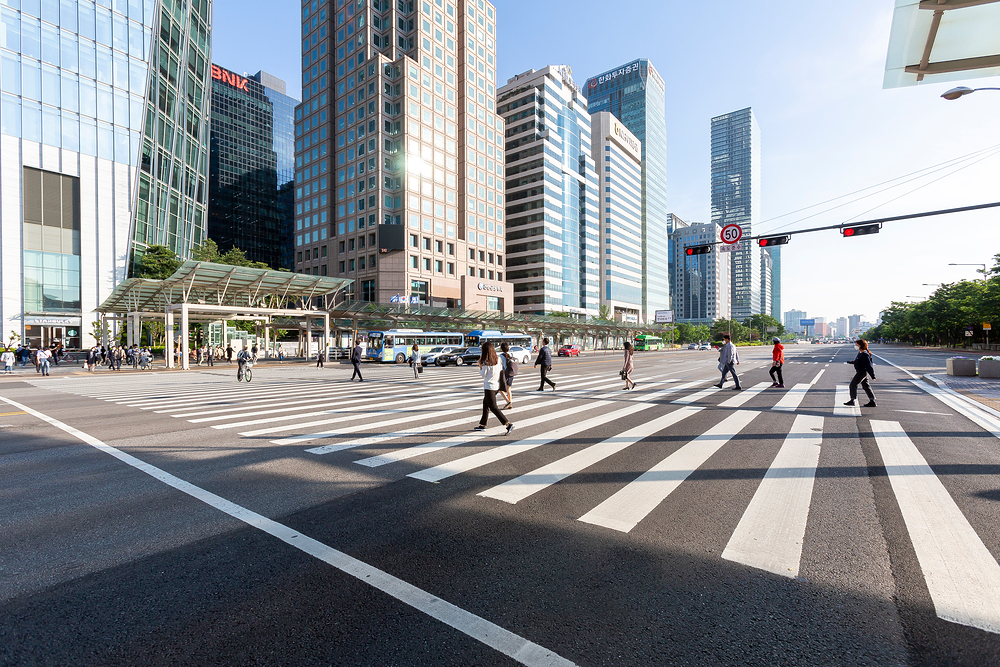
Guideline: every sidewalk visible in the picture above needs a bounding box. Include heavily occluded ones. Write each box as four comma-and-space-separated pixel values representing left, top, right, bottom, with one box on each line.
925, 374, 1000, 413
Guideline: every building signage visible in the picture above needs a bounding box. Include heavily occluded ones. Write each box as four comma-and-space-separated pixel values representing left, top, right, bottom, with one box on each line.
654, 310, 674, 324
211, 64, 249, 92
588, 60, 664, 92
23, 316, 82, 326
478, 282, 503, 293
611, 120, 641, 161
719, 242, 743, 253
799, 318, 815, 327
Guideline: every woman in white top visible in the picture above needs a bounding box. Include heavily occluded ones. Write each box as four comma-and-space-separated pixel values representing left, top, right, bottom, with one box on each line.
475, 342, 514, 434
1, 347, 14, 374
410, 343, 420, 379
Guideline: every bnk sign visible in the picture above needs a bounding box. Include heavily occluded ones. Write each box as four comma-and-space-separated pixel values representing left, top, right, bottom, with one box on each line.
211, 64, 249, 91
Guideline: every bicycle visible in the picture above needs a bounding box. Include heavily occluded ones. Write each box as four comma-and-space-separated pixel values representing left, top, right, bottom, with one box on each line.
237, 360, 253, 382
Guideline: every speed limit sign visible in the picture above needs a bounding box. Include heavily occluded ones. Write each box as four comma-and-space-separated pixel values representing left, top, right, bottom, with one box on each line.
721, 224, 743, 244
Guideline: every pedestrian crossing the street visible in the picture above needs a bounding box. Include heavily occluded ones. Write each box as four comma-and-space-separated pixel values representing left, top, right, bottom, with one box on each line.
23, 361, 1000, 635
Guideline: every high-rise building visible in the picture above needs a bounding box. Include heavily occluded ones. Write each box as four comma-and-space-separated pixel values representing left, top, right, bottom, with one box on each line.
849, 314, 862, 337
208, 65, 297, 270
590, 111, 642, 322
711, 107, 762, 320
253, 70, 298, 271
766, 245, 780, 320
836, 317, 848, 340
294, 0, 512, 311
814, 317, 827, 337
671, 222, 731, 324
132, 0, 214, 262
584, 59, 669, 323
784, 309, 806, 334
499, 65, 599, 316
666, 213, 689, 310
0, 0, 211, 350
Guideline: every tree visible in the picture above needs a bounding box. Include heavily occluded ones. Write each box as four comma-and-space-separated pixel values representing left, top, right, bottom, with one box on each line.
711, 318, 749, 344
137, 245, 181, 279
597, 304, 611, 321
192, 238, 271, 270
744, 313, 785, 341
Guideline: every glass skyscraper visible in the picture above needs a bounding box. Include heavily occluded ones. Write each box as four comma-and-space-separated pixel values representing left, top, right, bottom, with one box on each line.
499, 65, 600, 316
252, 70, 297, 271
711, 107, 762, 320
208, 65, 297, 270
0, 0, 210, 349
584, 58, 669, 324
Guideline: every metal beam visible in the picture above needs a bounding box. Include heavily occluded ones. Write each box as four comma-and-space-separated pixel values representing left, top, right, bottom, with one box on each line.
905, 53, 1000, 76
918, 0, 1000, 10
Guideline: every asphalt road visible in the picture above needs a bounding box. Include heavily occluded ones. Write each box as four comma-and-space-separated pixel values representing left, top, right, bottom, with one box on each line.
2, 344, 999, 666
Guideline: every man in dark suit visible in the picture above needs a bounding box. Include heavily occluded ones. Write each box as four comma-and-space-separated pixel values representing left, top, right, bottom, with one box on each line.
351, 339, 364, 382
534, 337, 555, 391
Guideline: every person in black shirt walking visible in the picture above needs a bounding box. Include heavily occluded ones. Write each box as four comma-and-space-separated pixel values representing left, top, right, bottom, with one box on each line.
844, 339, 877, 407
351, 339, 364, 381
534, 338, 555, 391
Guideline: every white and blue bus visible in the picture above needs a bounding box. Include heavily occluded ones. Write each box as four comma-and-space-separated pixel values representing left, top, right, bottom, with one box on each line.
464, 329, 533, 349
366, 329, 465, 363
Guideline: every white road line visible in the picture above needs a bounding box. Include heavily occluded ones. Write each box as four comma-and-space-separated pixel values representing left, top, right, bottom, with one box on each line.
168, 384, 396, 417
718, 382, 770, 409
0, 394, 574, 666
631, 380, 708, 402
479, 406, 703, 504
772, 384, 811, 412
722, 414, 823, 578
871, 419, 1000, 635
911, 380, 1000, 439
670, 387, 721, 405
895, 410, 953, 416
810, 369, 825, 384
347, 398, 576, 463
834, 386, 860, 417
408, 402, 648, 483
578, 410, 761, 533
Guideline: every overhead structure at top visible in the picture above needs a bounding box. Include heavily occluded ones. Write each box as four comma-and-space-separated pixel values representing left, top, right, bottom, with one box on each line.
884, 0, 1000, 88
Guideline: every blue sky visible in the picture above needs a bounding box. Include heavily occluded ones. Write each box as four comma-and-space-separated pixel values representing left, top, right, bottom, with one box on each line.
213, 0, 1000, 325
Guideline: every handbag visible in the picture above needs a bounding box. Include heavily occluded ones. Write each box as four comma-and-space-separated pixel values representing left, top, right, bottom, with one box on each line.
417, 365, 423, 374
619, 370, 626, 380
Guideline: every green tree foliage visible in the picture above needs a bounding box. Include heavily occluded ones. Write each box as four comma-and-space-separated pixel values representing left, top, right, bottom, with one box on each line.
192, 239, 271, 270
711, 318, 750, 344
137, 245, 181, 279
673, 322, 712, 344
744, 313, 785, 341
865, 253, 1000, 346
597, 304, 611, 321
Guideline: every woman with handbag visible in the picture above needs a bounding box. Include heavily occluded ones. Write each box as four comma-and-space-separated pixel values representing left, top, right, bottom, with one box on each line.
410, 343, 421, 379
621, 341, 636, 390
475, 342, 513, 434
769, 337, 785, 388
499, 342, 516, 408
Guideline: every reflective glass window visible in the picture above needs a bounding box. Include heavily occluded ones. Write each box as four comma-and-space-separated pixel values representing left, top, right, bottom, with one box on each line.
60, 31, 76, 72
22, 100, 41, 141
78, 38, 95, 78
41, 106, 59, 146
97, 122, 112, 158
41, 0, 58, 25
95, 44, 111, 82
60, 71, 77, 111
59, 0, 76, 31
111, 11, 125, 51
112, 51, 126, 87
40, 23, 58, 65
96, 82, 111, 121
40, 63, 58, 105
61, 109, 78, 151
80, 117, 96, 155
78, 2, 95, 40
0, 51, 18, 95
21, 57, 40, 100
1, 92, 20, 137
94, 6, 110, 46
1, 8, 19, 51
79, 77, 95, 116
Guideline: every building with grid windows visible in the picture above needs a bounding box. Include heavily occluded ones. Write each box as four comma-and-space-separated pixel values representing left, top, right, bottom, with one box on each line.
671, 222, 731, 325
498, 65, 600, 317
293, 0, 512, 311
208, 65, 297, 270
590, 111, 642, 322
584, 58, 669, 324
0, 0, 212, 350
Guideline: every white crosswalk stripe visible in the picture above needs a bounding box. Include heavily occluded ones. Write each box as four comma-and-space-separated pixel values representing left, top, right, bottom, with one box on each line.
722, 414, 823, 577
834, 385, 860, 417
671, 387, 721, 405
772, 383, 811, 412
631, 379, 710, 403
718, 382, 771, 408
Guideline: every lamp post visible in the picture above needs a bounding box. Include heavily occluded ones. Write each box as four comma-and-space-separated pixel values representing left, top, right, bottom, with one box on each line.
949, 262, 987, 280
940, 86, 1000, 100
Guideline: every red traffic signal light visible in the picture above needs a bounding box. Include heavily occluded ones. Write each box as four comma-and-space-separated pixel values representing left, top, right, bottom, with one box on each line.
685, 244, 712, 256
758, 235, 789, 247
841, 223, 881, 238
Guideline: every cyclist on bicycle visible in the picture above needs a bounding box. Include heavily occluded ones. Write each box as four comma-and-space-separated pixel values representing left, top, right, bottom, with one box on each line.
236, 347, 252, 380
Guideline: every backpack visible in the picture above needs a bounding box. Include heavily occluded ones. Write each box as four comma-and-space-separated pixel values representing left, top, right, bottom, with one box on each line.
505, 354, 519, 378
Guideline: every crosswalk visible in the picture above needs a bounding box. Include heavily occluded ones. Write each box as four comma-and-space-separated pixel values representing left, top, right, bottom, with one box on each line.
24, 364, 1000, 636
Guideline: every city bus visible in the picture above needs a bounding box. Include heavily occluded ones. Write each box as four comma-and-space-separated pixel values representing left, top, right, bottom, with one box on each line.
366, 329, 465, 363
634, 334, 664, 351
464, 329, 533, 349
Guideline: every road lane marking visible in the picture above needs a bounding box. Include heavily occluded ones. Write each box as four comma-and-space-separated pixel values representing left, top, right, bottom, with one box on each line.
871, 419, 1000, 635
810, 369, 825, 384
206, 391, 453, 428
911, 380, 1000, 439
895, 410, 952, 416
631, 380, 708, 402
772, 384, 811, 412
578, 410, 761, 532
834, 385, 860, 417
722, 414, 823, 578
0, 394, 575, 666
718, 382, 770, 409
409, 402, 647, 483
478, 407, 703, 504
670, 387, 721, 405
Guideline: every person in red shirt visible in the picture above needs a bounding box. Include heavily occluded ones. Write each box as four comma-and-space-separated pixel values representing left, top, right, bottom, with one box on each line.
769, 337, 785, 388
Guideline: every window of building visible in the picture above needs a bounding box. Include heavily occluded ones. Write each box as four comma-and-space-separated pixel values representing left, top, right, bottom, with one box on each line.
339, 261, 345, 273
447, 262, 454, 275
410, 254, 418, 268
479, 268, 485, 278
423, 257, 431, 271
478, 250, 484, 262
422, 237, 430, 250
469, 248, 475, 260
321, 246, 328, 257
409, 233, 418, 247
349, 238, 355, 251
447, 243, 454, 255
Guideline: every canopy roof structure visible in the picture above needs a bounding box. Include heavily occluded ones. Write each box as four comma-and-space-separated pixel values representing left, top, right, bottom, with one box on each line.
97, 261, 353, 315
884, 0, 1000, 88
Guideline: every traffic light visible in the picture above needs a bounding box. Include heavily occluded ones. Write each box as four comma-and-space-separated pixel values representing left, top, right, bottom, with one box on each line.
841, 223, 881, 238
758, 235, 789, 247
685, 244, 712, 256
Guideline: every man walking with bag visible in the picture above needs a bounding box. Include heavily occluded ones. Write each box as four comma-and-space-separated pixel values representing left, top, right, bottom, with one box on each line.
714, 333, 742, 390
350, 339, 364, 381
535, 337, 556, 391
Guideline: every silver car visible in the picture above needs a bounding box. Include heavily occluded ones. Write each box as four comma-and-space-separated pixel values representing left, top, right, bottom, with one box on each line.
421, 346, 460, 366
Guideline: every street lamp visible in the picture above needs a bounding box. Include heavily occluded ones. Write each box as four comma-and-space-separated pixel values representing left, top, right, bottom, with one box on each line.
949, 262, 987, 280
940, 86, 1000, 100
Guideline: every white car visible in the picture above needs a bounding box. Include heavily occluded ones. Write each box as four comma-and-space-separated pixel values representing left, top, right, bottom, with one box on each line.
507, 346, 532, 364
421, 346, 460, 366
698, 344, 711, 350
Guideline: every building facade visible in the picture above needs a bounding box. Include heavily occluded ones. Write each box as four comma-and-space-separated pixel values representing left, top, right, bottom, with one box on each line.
584, 58, 669, 323
671, 222, 731, 324
836, 316, 848, 339
784, 309, 806, 335
711, 107, 762, 320
499, 65, 600, 317
208, 65, 296, 270
848, 314, 862, 337
0, 0, 210, 349
293, 0, 512, 311
590, 111, 642, 322
666, 212, 688, 310
766, 245, 780, 320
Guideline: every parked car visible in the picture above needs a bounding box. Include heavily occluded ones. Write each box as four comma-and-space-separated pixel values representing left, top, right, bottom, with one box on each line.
557, 344, 582, 357
687, 343, 697, 350
421, 345, 460, 366
435, 347, 482, 366
507, 346, 532, 364
698, 343, 711, 350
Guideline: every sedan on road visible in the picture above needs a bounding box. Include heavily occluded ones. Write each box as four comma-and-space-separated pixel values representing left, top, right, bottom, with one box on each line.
558, 344, 582, 357
435, 347, 482, 366
421, 346, 460, 366
507, 346, 531, 364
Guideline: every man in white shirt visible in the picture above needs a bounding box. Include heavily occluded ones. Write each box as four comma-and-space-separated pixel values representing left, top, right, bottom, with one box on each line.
714, 333, 742, 390
1, 348, 14, 374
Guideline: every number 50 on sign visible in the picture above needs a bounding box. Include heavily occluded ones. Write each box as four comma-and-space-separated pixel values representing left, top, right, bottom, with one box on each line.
721, 224, 743, 244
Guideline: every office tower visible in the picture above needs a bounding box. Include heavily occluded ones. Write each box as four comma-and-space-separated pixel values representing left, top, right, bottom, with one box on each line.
0, 0, 211, 349
208, 65, 297, 270
499, 65, 600, 316
254, 70, 298, 271
836, 317, 848, 339
711, 107, 761, 320
766, 245, 780, 320
666, 213, 688, 310
814, 317, 827, 337
671, 222, 731, 324
590, 112, 642, 322
584, 59, 669, 323
132, 0, 214, 261
295, 0, 512, 311
848, 314, 861, 337
760, 246, 772, 324
784, 309, 806, 334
